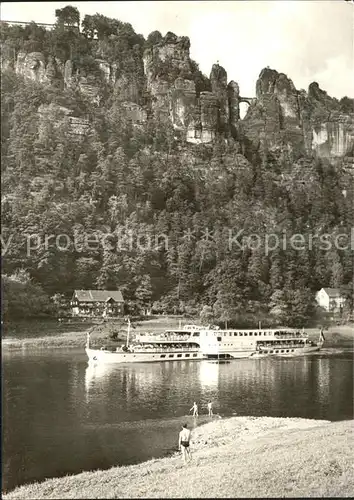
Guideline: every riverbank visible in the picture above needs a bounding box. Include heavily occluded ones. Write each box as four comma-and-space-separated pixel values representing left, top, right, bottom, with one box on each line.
1, 317, 190, 350
3, 416, 353, 498
2, 320, 353, 350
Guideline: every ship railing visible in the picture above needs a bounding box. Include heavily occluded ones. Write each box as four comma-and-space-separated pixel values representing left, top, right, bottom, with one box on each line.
130, 346, 198, 353
136, 334, 192, 342
258, 341, 308, 349
274, 333, 307, 339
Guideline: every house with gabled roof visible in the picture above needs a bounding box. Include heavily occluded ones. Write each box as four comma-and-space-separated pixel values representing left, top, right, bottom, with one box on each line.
315, 288, 346, 312
71, 290, 124, 317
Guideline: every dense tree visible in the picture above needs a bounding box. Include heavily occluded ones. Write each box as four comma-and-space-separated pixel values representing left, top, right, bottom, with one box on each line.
1, 11, 352, 326
145, 30, 163, 48
2, 270, 54, 319
135, 274, 153, 314
55, 6, 80, 29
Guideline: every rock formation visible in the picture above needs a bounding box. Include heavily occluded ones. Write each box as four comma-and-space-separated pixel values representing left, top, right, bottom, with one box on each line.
243, 68, 354, 158
2, 32, 353, 159
37, 103, 91, 139
210, 63, 229, 132
15, 52, 48, 84
228, 81, 240, 131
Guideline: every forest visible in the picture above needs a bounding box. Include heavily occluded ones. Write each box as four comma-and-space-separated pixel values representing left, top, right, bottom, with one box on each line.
1, 6, 353, 326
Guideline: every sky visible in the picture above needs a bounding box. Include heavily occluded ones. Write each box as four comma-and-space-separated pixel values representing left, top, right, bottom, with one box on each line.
1, 1, 353, 99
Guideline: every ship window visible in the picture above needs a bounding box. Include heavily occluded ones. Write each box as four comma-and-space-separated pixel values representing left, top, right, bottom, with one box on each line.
193, 353, 197, 357
217, 337, 222, 341
239, 333, 243, 336
254, 332, 257, 336
270, 350, 273, 353
281, 350, 284, 353
160, 355, 166, 358
249, 332, 253, 336
286, 350, 289, 353
169, 354, 174, 358
275, 350, 279, 353
234, 332, 238, 336
291, 349, 294, 352
185, 354, 190, 357
244, 333, 248, 336
177, 354, 182, 358
264, 350, 268, 354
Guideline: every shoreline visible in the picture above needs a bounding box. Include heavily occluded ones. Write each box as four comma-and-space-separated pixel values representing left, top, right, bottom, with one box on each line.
1, 317, 192, 350
2, 323, 353, 351
2, 331, 353, 351
3, 415, 354, 498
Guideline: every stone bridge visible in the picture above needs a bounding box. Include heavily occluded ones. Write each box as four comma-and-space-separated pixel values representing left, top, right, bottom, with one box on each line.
239, 96, 256, 106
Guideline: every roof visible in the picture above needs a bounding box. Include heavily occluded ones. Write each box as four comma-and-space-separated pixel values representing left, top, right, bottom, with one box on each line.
322, 288, 342, 297
73, 290, 124, 302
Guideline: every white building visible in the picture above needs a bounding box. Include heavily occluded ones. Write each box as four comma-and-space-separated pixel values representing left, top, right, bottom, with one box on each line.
71, 290, 124, 317
315, 288, 346, 312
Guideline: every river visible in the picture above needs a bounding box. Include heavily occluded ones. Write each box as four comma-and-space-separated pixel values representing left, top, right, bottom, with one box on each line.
2, 347, 353, 492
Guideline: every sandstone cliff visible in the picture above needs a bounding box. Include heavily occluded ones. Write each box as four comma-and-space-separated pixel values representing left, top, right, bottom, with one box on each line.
242, 68, 354, 158
1, 33, 353, 159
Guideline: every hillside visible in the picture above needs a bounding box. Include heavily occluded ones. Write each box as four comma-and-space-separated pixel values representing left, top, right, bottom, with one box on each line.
1, 7, 353, 325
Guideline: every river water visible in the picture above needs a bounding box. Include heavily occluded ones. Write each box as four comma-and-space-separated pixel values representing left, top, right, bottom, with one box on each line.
2, 348, 353, 492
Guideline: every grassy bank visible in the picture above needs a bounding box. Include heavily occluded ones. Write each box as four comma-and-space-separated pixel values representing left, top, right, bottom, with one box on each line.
2, 319, 353, 350
3, 416, 353, 498
1, 317, 193, 350
307, 324, 354, 348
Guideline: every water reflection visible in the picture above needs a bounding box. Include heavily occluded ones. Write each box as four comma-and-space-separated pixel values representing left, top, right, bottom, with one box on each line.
198, 361, 220, 389
84, 362, 113, 400
316, 358, 330, 405
84, 361, 203, 417
3, 350, 353, 492
83, 355, 351, 421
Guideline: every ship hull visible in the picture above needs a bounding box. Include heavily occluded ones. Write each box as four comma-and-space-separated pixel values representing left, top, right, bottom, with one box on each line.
251, 345, 321, 358
86, 347, 204, 364
204, 345, 321, 360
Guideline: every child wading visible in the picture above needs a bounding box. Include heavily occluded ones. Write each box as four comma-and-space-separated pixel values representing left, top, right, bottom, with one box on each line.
207, 401, 213, 416
178, 424, 191, 464
190, 401, 198, 417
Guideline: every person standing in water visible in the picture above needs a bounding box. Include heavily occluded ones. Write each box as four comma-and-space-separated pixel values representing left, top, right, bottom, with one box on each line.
207, 401, 213, 416
178, 424, 191, 464
189, 402, 198, 417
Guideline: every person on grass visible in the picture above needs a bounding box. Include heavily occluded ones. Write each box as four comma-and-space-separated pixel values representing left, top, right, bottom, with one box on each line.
178, 424, 191, 464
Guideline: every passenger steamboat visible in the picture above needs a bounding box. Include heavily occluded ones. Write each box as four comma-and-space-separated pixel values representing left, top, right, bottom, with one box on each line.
198, 327, 325, 359
85, 320, 203, 364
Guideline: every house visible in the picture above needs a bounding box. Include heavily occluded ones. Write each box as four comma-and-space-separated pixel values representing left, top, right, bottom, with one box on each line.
71, 290, 124, 317
315, 288, 346, 312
